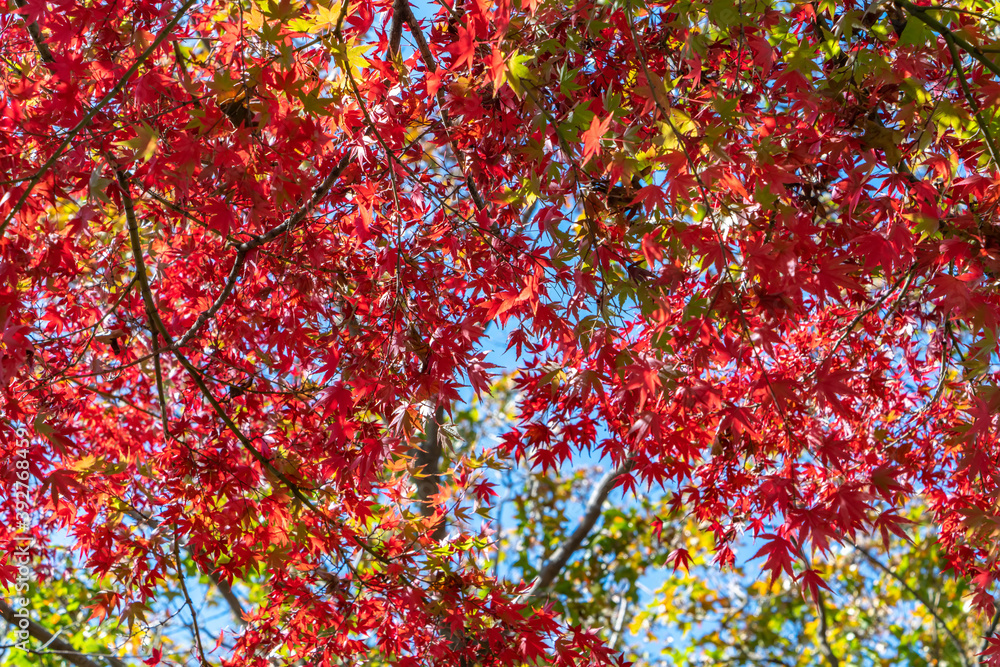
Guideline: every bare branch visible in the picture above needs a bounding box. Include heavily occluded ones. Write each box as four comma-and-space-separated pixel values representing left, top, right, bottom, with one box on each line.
113, 171, 389, 575
815, 589, 840, 667
524, 459, 633, 600
208, 574, 247, 627
387, 0, 406, 59
173, 536, 209, 665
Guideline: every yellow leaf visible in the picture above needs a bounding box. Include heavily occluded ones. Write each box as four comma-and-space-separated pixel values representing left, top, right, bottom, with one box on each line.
114, 123, 159, 163
248, 2, 264, 31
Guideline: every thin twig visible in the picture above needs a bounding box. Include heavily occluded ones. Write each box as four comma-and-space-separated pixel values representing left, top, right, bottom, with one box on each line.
394, 0, 487, 212
173, 536, 209, 665
172, 154, 352, 351
607, 592, 628, 648
816, 266, 916, 375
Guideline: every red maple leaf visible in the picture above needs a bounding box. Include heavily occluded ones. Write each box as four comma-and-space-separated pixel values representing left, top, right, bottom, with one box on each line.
581, 113, 612, 163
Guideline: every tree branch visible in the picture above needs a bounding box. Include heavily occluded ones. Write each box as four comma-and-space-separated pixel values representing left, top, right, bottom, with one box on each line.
173, 536, 208, 665
895, 0, 1000, 80
122, 507, 246, 627
115, 170, 171, 439
524, 459, 633, 600
815, 589, 840, 667
172, 153, 352, 351
413, 405, 446, 540
982, 607, 1000, 665
391, 0, 487, 212
945, 34, 1000, 169
0, 599, 127, 667
209, 574, 247, 627
12, 0, 55, 64
116, 168, 393, 578
387, 0, 406, 59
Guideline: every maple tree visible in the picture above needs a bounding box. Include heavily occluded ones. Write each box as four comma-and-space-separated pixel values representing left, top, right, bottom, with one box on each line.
6, 0, 1000, 663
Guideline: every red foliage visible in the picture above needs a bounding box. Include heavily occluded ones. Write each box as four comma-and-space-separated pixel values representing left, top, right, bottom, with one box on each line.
3, 0, 1000, 663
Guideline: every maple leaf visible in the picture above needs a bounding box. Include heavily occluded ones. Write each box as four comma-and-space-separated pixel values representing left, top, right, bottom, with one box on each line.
14, 0, 45, 25
581, 113, 612, 164
797, 568, 832, 605
448, 23, 476, 71
143, 647, 163, 666
665, 548, 692, 573
750, 535, 796, 586
10, 0, 1000, 661
84, 590, 120, 624
982, 637, 1000, 666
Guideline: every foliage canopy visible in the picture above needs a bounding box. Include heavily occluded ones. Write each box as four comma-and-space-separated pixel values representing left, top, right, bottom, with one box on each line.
5, 0, 1000, 664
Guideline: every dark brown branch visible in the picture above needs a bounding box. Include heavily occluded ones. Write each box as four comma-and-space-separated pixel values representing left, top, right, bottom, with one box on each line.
0, 599, 126, 667
116, 168, 349, 566
116, 171, 390, 575
815, 590, 840, 667
525, 459, 633, 600
12, 0, 55, 64
387, 0, 406, 59
413, 405, 446, 540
